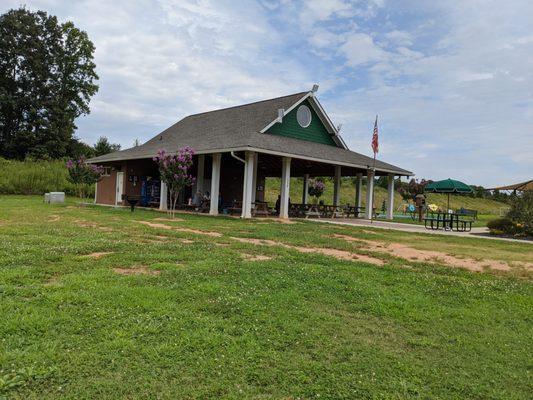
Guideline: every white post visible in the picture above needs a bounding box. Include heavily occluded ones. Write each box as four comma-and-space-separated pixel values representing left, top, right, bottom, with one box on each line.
159, 181, 168, 211
210, 153, 221, 215
387, 174, 395, 220
94, 182, 98, 204
241, 151, 255, 218
196, 154, 205, 193
251, 152, 258, 203
333, 165, 341, 206
302, 173, 309, 204
365, 170, 375, 219
355, 173, 363, 210
280, 157, 291, 219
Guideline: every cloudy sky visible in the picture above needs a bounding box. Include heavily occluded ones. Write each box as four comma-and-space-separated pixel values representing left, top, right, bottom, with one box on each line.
3, 0, 532, 186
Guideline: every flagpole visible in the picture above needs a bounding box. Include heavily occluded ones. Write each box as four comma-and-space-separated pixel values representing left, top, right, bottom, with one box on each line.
370, 152, 376, 224
370, 115, 378, 224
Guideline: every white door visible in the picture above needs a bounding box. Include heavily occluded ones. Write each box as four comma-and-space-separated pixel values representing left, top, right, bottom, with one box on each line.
115, 172, 124, 205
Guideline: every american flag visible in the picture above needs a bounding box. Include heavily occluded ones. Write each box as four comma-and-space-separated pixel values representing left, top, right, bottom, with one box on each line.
371, 115, 379, 155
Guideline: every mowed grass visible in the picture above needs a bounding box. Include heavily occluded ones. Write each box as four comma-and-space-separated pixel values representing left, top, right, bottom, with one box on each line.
0, 196, 532, 399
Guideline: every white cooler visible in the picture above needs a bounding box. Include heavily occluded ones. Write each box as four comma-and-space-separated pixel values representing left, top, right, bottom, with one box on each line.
49, 192, 65, 204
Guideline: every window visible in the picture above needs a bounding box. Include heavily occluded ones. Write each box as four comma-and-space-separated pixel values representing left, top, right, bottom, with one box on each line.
296, 105, 312, 128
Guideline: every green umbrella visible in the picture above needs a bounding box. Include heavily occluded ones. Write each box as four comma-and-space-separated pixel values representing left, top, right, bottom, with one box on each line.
424, 178, 473, 211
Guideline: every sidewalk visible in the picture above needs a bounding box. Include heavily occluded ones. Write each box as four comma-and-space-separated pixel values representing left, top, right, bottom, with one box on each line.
313, 218, 532, 244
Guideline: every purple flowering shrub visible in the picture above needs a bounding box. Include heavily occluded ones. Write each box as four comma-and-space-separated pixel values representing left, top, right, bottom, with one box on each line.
153, 147, 196, 217
308, 179, 325, 200
66, 157, 105, 199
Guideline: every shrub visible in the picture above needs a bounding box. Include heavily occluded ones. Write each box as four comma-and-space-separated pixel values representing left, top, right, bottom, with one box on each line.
0, 158, 94, 197
507, 191, 533, 235
487, 218, 514, 232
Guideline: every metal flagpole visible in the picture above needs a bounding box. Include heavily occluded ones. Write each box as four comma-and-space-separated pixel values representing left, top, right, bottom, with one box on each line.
370, 115, 378, 224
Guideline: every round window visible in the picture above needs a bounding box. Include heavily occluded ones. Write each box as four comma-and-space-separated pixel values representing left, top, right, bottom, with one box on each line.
296, 105, 312, 128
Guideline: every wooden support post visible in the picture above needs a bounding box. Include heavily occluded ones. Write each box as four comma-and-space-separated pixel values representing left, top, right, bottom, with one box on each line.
251, 152, 258, 203
302, 173, 309, 204
196, 154, 205, 193
387, 174, 395, 220
241, 151, 255, 218
280, 157, 291, 219
159, 181, 168, 211
210, 153, 221, 215
355, 173, 363, 210
365, 170, 375, 219
333, 165, 341, 206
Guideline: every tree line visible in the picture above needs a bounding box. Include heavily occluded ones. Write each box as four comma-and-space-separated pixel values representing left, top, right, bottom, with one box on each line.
0, 7, 119, 160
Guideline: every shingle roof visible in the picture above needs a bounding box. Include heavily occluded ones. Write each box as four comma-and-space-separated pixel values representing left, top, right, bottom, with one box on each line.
88, 91, 412, 176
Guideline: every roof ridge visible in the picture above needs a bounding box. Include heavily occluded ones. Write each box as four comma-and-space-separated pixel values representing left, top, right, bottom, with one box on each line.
183, 91, 309, 119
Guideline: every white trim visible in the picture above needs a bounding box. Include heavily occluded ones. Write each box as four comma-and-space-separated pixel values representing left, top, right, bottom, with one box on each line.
260, 92, 312, 133
115, 171, 124, 206
210, 153, 222, 216
387, 173, 395, 220
259, 91, 349, 151
280, 157, 291, 219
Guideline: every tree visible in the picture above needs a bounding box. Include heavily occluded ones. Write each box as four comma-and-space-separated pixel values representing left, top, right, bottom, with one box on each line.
0, 8, 98, 160
66, 157, 104, 199
153, 148, 196, 218
93, 136, 121, 156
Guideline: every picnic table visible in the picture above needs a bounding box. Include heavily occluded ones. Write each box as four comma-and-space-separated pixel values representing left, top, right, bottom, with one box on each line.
424, 211, 473, 232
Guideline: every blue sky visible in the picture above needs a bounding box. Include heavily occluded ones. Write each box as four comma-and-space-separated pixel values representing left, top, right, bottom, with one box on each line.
3, 0, 532, 186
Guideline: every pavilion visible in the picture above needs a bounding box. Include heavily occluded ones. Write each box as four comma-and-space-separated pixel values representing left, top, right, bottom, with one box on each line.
88, 87, 412, 219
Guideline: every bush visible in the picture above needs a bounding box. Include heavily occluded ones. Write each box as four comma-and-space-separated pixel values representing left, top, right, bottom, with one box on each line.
0, 158, 94, 197
507, 191, 533, 235
487, 218, 514, 232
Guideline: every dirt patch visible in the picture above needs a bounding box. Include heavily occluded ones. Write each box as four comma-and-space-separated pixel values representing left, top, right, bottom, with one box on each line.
48, 215, 61, 222
113, 265, 160, 276
240, 253, 273, 261
230, 237, 384, 265
138, 221, 173, 230
137, 221, 222, 237
84, 251, 114, 259
74, 219, 99, 228
213, 243, 229, 247
332, 234, 516, 272
154, 217, 185, 222
181, 239, 195, 244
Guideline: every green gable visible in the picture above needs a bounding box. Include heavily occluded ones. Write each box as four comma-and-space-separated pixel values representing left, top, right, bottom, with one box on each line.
266, 99, 337, 146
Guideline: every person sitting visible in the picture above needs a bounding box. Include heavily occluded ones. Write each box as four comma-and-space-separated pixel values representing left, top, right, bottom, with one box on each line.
192, 191, 202, 207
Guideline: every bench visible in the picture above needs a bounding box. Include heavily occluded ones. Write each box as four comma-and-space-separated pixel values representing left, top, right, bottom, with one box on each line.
456, 209, 478, 220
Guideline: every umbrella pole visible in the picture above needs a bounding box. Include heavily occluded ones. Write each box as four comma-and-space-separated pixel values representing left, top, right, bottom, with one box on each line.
447, 193, 450, 212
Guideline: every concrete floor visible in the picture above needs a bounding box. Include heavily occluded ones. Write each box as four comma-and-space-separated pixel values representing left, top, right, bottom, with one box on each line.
313, 218, 532, 244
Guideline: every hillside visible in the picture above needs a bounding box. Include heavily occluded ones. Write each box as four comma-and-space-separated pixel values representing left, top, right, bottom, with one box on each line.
265, 177, 509, 215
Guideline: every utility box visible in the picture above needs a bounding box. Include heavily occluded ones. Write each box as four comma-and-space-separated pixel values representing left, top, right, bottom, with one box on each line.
49, 192, 65, 204
44, 193, 51, 203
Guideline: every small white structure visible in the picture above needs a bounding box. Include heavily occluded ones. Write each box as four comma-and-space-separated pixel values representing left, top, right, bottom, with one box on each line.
45, 192, 65, 204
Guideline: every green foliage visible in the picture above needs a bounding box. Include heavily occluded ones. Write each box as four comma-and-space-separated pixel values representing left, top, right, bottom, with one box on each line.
0, 157, 93, 196
0, 7, 98, 160
507, 191, 533, 235
93, 136, 121, 157
486, 218, 514, 232
66, 157, 104, 199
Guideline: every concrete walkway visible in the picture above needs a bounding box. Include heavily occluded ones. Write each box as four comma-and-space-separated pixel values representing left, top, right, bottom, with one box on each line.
313, 218, 532, 244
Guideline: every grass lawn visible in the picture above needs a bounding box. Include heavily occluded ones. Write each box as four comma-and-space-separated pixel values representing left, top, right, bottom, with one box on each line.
1, 196, 532, 399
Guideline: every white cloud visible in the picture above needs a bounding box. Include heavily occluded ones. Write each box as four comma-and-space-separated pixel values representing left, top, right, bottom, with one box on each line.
340, 33, 387, 66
